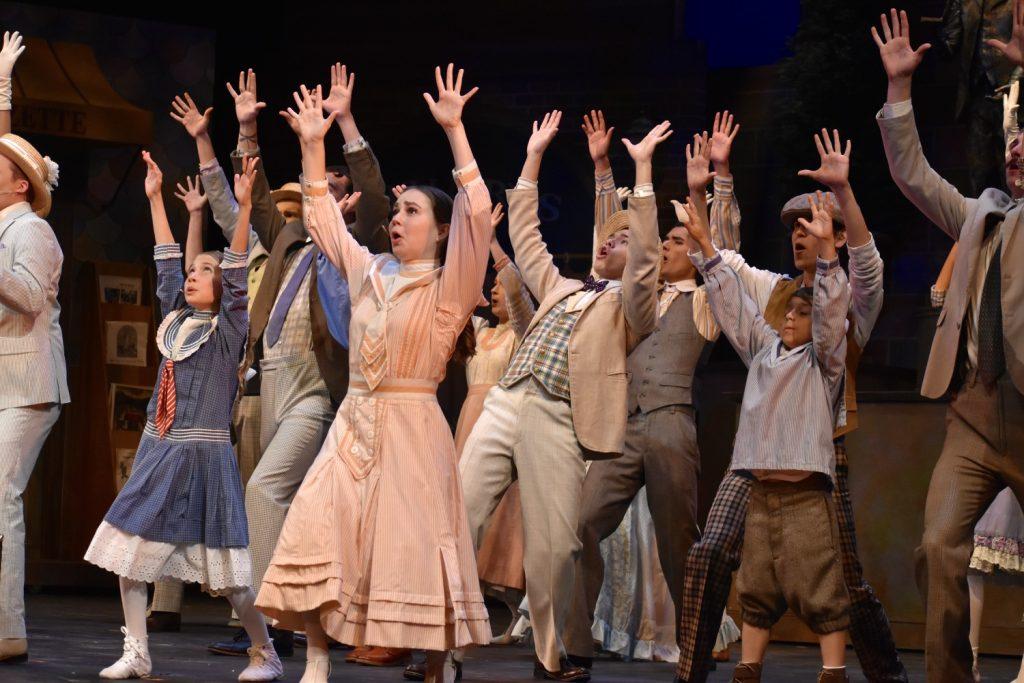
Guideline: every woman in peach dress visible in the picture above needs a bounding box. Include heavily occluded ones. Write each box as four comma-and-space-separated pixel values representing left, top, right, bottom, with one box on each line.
255, 67, 491, 683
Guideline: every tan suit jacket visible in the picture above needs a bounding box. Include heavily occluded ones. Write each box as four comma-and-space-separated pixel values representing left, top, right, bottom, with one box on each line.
506, 187, 659, 456
878, 106, 1024, 398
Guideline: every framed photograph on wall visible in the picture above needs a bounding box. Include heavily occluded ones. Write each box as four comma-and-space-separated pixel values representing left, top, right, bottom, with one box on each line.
105, 321, 148, 366
98, 275, 142, 305
109, 383, 152, 433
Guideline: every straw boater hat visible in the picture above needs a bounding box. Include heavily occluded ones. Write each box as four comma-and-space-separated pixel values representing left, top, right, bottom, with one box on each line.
780, 191, 845, 232
598, 209, 631, 243
0, 134, 58, 218
270, 181, 302, 206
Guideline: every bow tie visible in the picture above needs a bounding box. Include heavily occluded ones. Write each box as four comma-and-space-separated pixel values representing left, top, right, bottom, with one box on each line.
581, 275, 609, 293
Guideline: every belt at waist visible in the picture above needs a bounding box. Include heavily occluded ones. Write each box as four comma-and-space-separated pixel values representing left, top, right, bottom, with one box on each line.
466, 383, 496, 396
144, 422, 232, 443
348, 376, 439, 401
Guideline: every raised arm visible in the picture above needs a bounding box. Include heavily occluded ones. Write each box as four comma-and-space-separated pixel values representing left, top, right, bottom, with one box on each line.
507, 110, 569, 302
620, 120, 672, 339
174, 175, 208, 271
708, 111, 742, 251
797, 194, 850, 394
873, 10, 969, 239
798, 128, 882, 346
422, 64, 494, 327
683, 198, 776, 364
685, 131, 716, 242
323, 62, 390, 253
216, 156, 257, 353
169, 91, 246, 241
229, 69, 285, 250
142, 151, 184, 317
489, 202, 535, 340
0, 31, 25, 136
281, 84, 373, 288
583, 110, 622, 262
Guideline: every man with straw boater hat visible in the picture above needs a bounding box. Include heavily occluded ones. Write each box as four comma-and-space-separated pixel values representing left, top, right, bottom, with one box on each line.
0, 132, 69, 664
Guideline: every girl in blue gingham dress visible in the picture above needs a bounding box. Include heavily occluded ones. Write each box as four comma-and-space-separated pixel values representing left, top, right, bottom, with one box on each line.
84, 153, 281, 681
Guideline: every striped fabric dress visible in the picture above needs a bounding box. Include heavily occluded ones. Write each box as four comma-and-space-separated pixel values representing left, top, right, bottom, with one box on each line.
84, 244, 252, 592
255, 169, 493, 650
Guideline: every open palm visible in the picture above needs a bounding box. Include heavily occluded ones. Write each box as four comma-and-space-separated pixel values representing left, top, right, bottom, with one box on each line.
798, 129, 851, 189
423, 63, 478, 129
871, 9, 931, 81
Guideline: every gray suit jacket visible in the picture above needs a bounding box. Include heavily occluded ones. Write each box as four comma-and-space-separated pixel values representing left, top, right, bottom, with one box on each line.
878, 105, 1024, 398
0, 203, 69, 409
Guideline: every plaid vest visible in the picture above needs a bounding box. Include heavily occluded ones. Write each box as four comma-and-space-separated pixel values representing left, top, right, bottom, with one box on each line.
500, 298, 579, 400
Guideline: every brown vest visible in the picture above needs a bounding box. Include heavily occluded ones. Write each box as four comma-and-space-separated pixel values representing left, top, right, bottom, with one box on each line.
764, 278, 862, 437
627, 291, 708, 414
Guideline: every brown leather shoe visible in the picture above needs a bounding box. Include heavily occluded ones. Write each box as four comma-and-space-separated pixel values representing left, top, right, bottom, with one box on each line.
817, 667, 849, 683
352, 646, 412, 666
0, 638, 27, 664
533, 657, 591, 681
146, 610, 181, 633
731, 662, 762, 682
345, 645, 374, 663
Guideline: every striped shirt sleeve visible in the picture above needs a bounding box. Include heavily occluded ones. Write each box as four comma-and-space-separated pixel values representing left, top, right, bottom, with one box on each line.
695, 251, 777, 366
154, 243, 184, 318
709, 175, 741, 252
218, 248, 249, 354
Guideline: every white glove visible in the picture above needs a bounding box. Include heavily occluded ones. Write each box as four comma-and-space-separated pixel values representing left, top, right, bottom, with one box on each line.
0, 31, 25, 79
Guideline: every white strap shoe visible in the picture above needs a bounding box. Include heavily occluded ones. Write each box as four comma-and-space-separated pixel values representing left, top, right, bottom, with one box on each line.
238, 642, 283, 681
298, 653, 331, 683
99, 627, 152, 679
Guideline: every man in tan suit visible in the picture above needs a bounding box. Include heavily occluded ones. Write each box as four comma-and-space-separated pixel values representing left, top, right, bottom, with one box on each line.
874, 8, 1024, 680
459, 110, 664, 681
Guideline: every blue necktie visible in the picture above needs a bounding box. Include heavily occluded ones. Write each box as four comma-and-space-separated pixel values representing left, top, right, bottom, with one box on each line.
266, 248, 315, 348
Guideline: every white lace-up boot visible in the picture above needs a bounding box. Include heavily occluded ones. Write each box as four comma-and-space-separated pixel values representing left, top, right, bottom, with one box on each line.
238, 641, 283, 681
99, 627, 152, 679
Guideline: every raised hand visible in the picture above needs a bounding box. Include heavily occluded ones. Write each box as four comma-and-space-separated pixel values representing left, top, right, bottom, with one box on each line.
622, 120, 673, 163
490, 201, 505, 229
227, 69, 267, 125
871, 9, 931, 84
685, 131, 716, 190
280, 84, 337, 146
527, 110, 562, 156
796, 190, 836, 243
709, 110, 740, 171
988, 0, 1024, 67
423, 63, 479, 130
582, 110, 615, 166
1004, 79, 1021, 139
616, 186, 633, 201
337, 190, 362, 216
797, 128, 852, 190
0, 30, 25, 78
170, 93, 213, 139
233, 156, 259, 207
681, 196, 712, 253
174, 175, 207, 214
323, 62, 355, 119
391, 183, 408, 199
141, 151, 163, 200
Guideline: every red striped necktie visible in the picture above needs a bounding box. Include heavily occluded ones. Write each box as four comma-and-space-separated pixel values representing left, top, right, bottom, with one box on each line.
154, 360, 176, 438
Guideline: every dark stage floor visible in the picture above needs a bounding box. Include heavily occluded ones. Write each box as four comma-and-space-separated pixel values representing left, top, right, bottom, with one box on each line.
6, 592, 1021, 681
